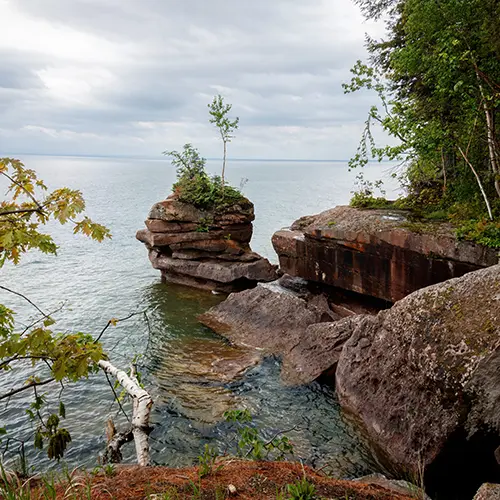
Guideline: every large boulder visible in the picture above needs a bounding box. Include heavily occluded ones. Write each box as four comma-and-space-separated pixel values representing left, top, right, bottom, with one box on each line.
272, 206, 498, 302
137, 194, 276, 292
330, 264, 500, 499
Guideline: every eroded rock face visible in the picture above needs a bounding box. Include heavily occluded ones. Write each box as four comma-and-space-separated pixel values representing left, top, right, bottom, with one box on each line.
280, 318, 356, 385
137, 195, 277, 292
272, 206, 498, 302
333, 264, 500, 498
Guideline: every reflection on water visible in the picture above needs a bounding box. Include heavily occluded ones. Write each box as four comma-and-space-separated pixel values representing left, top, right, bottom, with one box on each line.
145, 283, 258, 424
0, 156, 391, 477
139, 282, 377, 477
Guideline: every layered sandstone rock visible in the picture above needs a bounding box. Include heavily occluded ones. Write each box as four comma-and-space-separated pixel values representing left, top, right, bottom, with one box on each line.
198, 274, 382, 382
272, 206, 498, 303
137, 195, 277, 292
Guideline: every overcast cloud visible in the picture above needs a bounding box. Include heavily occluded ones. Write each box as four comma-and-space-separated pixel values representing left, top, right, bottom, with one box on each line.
0, 0, 385, 159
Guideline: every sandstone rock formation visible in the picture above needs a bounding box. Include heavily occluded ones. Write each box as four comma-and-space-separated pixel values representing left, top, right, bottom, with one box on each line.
325, 264, 500, 498
272, 205, 498, 302
198, 274, 383, 383
198, 275, 338, 357
137, 195, 277, 292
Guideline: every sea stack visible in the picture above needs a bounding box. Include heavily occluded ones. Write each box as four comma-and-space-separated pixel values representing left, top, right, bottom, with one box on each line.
137, 193, 277, 292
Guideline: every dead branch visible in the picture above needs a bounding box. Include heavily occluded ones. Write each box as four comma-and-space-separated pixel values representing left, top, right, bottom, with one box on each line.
98, 360, 153, 466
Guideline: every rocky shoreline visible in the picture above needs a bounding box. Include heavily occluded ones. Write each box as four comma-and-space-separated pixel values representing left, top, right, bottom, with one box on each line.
138, 200, 500, 499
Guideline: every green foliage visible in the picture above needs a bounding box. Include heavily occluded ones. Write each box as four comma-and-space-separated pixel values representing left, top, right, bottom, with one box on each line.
0, 158, 111, 461
165, 145, 246, 211
456, 219, 500, 248
196, 216, 214, 233
208, 95, 240, 144
349, 192, 393, 209
164, 143, 206, 181
0, 158, 111, 266
346, 0, 500, 224
224, 409, 294, 461
208, 94, 240, 186
285, 477, 317, 500
197, 444, 223, 478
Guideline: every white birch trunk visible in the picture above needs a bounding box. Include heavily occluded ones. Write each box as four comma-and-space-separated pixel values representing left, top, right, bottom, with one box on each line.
475, 67, 500, 199
458, 145, 494, 220
98, 359, 153, 466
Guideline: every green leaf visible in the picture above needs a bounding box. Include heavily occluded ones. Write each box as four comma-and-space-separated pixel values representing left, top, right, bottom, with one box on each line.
59, 401, 66, 419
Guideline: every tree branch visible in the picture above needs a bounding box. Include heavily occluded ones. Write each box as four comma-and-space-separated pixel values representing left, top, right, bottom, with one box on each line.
0, 207, 43, 217
94, 310, 148, 344
0, 285, 49, 318
0, 170, 45, 210
0, 378, 54, 402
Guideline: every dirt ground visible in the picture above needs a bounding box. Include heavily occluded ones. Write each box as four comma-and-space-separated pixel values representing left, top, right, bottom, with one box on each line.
40, 459, 416, 499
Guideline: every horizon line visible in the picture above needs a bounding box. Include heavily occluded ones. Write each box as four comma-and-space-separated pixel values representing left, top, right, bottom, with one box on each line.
4, 152, 352, 163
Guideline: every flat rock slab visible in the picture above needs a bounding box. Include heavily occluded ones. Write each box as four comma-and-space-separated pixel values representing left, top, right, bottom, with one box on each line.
199, 282, 340, 381
273, 206, 498, 302
151, 254, 277, 284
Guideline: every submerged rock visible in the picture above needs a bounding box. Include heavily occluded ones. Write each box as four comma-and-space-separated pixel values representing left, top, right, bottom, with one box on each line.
272, 205, 498, 302
198, 275, 340, 379
331, 264, 500, 498
137, 195, 277, 292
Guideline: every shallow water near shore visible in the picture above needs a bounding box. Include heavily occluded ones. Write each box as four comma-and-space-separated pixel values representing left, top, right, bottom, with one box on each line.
0, 155, 398, 476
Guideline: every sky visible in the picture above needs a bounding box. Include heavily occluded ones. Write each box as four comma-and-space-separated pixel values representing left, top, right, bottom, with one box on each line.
0, 0, 387, 160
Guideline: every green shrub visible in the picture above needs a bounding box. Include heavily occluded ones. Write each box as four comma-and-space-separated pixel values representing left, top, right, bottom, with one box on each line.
223, 409, 295, 461
165, 144, 246, 211
349, 191, 394, 209
456, 219, 500, 248
285, 477, 317, 500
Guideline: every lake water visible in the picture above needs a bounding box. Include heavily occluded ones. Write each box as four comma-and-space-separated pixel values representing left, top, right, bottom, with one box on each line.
0, 155, 399, 475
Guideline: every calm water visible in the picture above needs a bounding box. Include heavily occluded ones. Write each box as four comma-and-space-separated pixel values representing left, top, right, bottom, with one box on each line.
0, 155, 398, 475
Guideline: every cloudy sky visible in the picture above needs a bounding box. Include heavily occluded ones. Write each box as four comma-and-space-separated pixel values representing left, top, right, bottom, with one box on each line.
0, 0, 386, 160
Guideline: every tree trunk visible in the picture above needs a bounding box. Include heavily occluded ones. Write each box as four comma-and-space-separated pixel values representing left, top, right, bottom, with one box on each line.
98, 360, 153, 466
222, 141, 227, 188
458, 145, 493, 221
483, 106, 500, 198
475, 67, 500, 199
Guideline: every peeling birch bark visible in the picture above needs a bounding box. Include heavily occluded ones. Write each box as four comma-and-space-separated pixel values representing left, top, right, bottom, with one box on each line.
98, 359, 153, 466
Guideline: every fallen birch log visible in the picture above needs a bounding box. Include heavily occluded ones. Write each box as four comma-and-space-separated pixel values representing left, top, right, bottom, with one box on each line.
98, 359, 153, 466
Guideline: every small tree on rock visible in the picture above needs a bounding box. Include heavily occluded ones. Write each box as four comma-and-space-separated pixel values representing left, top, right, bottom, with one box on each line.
208, 95, 239, 188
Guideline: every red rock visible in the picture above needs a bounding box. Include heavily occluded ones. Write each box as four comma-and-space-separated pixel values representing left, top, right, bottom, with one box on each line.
333, 264, 500, 497
272, 206, 498, 303
145, 220, 198, 233
139, 195, 272, 292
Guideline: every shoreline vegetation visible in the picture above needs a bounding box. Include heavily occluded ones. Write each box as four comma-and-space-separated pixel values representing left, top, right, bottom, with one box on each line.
344, 0, 500, 248
2, 0, 500, 498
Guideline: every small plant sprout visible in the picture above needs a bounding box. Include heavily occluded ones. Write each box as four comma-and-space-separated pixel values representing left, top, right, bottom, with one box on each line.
208, 95, 239, 188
